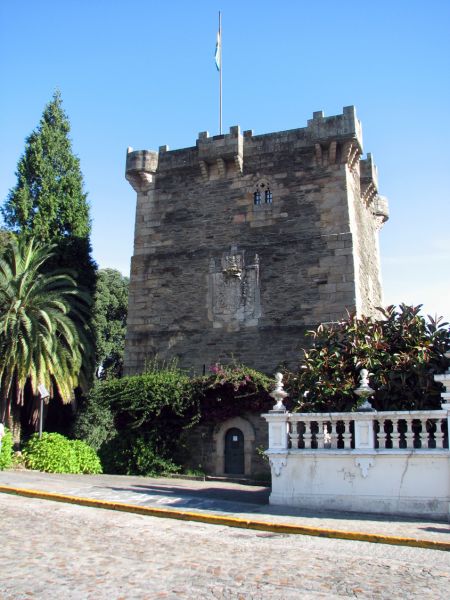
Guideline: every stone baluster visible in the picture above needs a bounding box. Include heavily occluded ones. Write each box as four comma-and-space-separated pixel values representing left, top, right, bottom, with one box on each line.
419, 417, 429, 449
342, 418, 352, 449
377, 419, 387, 449
289, 421, 299, 449
391, 419, 401, 449
404, 417, 415, 449
316, 421, 325, 449
435, 419, 445, 449
303, 420, 313, 449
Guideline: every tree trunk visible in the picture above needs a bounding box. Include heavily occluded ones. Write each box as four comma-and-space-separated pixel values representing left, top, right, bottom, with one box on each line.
30, 395, 41, 431
6, 401, 22, 450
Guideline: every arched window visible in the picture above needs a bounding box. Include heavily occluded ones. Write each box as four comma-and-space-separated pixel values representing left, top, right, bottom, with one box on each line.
253, 180, 273, 207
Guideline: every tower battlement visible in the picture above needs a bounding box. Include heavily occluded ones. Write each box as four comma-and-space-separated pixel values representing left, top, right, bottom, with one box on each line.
306, 105, 362, 146
126, 106, 365, 188
124, 107, 388, 374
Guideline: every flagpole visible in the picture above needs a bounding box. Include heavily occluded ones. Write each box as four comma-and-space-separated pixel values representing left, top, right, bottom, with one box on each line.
219, 11, 222, 135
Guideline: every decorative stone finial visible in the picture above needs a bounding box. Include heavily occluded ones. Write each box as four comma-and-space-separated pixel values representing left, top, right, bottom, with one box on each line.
270, 372, 288, 412
434, 351, 450, 407
354, 368, 375, 412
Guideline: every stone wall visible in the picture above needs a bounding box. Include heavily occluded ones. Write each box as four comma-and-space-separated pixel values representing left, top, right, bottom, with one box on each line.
178, 413, 270, 480
124, 106, 388, 375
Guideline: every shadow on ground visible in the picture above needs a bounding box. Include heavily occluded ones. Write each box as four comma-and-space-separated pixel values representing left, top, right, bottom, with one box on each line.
104, 482, 450, 528
106, 482, 270, 510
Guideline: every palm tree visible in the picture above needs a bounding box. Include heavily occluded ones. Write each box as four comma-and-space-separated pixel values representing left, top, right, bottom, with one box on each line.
0, 237, 92, 443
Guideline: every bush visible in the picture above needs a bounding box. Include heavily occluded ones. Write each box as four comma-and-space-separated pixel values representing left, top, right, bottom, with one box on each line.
87, 364, 197, 431
22, 433, 102, 474
75, 362, 275, 476
99, 433, 180, 476
0, 428, 13, 470
289, 304, 450, 412
71, 440, 104, 474
75, 365, 198, 475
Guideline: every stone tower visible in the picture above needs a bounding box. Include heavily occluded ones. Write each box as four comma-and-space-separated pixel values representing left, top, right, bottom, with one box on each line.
124, 106, 388, 375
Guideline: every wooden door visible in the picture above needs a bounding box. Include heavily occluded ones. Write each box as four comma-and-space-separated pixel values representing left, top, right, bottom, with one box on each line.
224, 428, 245, 475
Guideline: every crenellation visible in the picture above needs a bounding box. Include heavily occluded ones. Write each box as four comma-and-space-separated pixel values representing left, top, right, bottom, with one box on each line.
197, 126, 243, 176
360, 152, 379, 189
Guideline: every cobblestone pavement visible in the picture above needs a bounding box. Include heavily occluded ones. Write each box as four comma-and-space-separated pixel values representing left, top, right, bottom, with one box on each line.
1, 470, 449, 543
0, 494, 449, 599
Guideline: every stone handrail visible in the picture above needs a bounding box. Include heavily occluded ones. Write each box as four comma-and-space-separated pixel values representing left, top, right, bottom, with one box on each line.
288, 410, 448, 450
264, 367, 450, 452
263, 408, 450, 452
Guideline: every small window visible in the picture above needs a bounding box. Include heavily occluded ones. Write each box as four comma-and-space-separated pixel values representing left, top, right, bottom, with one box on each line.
254, 191, 261, 205
265, 189, 273, 204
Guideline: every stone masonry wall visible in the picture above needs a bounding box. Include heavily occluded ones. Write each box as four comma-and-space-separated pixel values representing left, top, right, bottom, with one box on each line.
178, 413, 270, 480
124, 107, 388, 375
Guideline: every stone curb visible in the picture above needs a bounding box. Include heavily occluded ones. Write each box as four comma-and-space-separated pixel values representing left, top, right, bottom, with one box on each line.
1, 484, 449, 552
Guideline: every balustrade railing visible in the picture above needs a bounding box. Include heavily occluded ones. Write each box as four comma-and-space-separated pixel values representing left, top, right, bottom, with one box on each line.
264, 370, 450, 453
287, 411, 448, 450
263, 369, 450, 518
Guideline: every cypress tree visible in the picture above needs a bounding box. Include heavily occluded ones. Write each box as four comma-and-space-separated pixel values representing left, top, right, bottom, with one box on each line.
2, 91, 96, 293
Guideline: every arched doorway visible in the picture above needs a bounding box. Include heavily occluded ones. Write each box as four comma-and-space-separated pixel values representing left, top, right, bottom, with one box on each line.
213, 417, 255, 476
224, 428, 245, 474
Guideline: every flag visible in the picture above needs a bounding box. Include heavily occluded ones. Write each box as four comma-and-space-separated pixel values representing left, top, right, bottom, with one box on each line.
215, 29, 221, 71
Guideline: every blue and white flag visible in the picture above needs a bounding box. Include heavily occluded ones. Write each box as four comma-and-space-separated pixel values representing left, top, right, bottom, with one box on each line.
215, 29, 221, 71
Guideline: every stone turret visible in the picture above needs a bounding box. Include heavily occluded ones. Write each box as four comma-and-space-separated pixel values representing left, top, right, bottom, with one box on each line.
125, 148, 158, 193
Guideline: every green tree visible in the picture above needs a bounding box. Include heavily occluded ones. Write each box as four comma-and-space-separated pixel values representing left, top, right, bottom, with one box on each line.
92, 268, 129, 379
0, 237, 92, 444
1, 90, 96, 293
288, 305, 450, 412
0, 229, 13, 256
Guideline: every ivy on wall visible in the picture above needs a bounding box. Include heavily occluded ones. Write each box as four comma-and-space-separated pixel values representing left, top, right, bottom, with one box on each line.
74, 362, 274, 475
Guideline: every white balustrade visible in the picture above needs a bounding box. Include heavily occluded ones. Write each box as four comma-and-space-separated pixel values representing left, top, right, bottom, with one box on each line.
265, 410, 449, 451
289, 421, 299, 449
263, 370, 450, 519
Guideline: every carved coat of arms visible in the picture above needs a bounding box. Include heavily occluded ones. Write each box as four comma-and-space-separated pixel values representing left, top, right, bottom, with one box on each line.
207, 246, 261, 328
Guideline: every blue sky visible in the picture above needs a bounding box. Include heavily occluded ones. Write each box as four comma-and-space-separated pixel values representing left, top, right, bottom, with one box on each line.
1, 0, 449, 322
